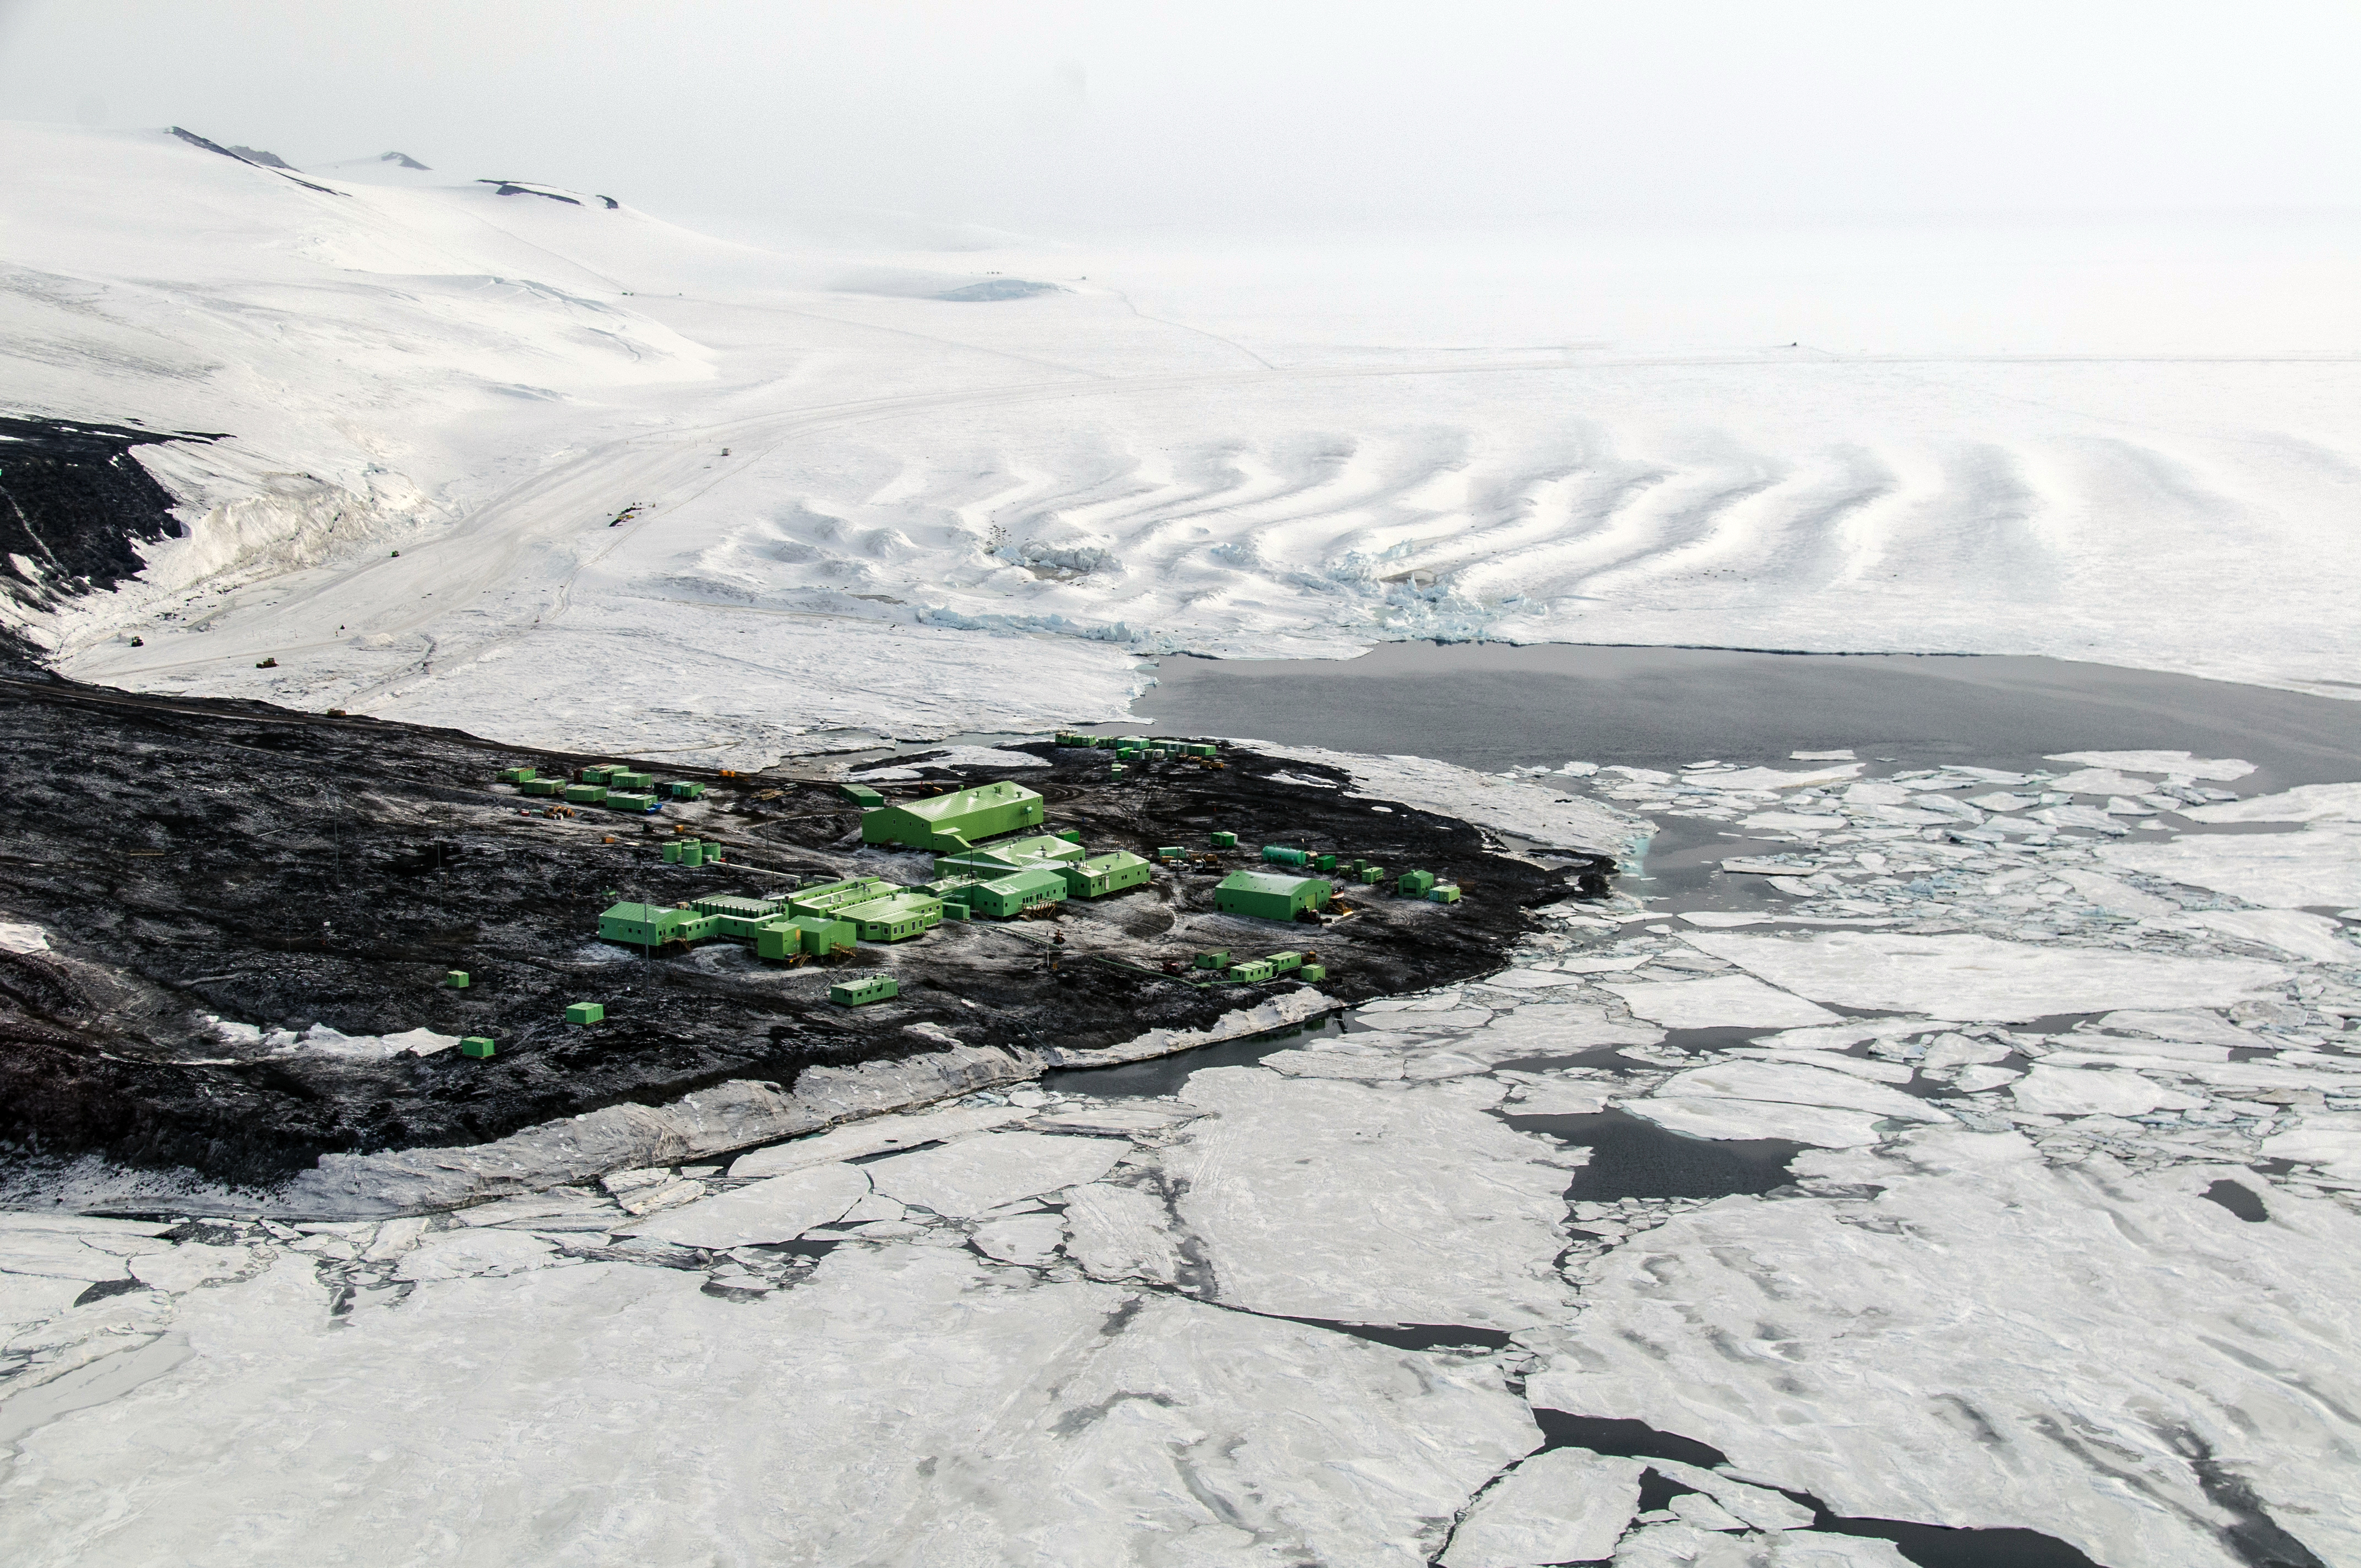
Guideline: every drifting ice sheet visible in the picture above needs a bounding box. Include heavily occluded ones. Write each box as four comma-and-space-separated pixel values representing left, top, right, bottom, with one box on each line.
1687, 930, 2284, 1022
1601, 974, 1841, 1030
2101, 825, 2361, 909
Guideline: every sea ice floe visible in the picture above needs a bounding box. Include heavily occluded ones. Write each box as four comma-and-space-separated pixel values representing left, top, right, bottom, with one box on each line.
2101, 824, 2361, 908
1439, 1446, 1642, 1567
1685, 930, 2286, 1021
2181, 781, 2361, 823
728, 1103, 1027, 1179
1602, 974, 1841, 1030
2049, 867, 2178, 917
1060, 1182, 1184, 1285
1528, 1125, 2361, 1568
2043, 767, 2162, 798
2093, 1009, 2267, 1048
2044, 750, 2255, 781
2259, 1114, 2361, 1179
1625, 1097, 1891, 1148
2182, 908, 2361, 963
1165, 1068, 1577, 1328
969, 1212, 1067, 1267
392, 1228, 564, 1282
621, 1162, 871, 1248
1648, 1061, 1948, 1124
0, 1246, 1540, 1567
1254, 744, 1644, 855
863, 1131, 1124, 1217
2008, 1065, 2204, 1117
0, 921, 51, 954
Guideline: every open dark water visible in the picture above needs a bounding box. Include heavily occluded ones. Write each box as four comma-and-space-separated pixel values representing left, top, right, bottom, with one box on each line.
1107, 644, 2361, 789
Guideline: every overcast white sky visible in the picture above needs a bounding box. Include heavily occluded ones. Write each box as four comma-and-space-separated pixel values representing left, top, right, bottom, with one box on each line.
1, 1, 2355, 241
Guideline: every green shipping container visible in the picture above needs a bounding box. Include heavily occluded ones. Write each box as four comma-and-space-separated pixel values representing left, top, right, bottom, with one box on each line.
1301, 963, 1327, 982
1359, 864, 1385, 884
1210, 831, 1237, 848
839, 783, 885, 808
1314, 854, 1337, 872
1266, 951, 1304, 974
1262, 846, 1308, 867
1398, 869, 1436, 896
579, 765, 617, 785
521, 778, 563, 797
1227, 960, 1276, 983
1428, 884, 1462, 903
608, 770, 652, 791
667, 780, 706, 801
605, 791, 659, 813
460, 1036, 496, 1059
1194, 950, 1231, 970
830, 976, 899, 1007
497, 766, 536, 784
564, 783, 608, 805
444, 970, 469, 989
564, 1001, 603, 1025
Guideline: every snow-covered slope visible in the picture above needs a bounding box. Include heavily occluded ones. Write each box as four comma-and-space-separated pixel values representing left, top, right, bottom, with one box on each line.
5, 122, 2357, 765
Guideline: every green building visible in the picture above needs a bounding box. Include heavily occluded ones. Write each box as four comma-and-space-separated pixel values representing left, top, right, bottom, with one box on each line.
1214, 870, 1332, 922
830, 976, 898, 1007
788, 878, 891, 918
837, 890, 944, 941
599, 902, 701, 947
757, 916, 855, 959
960, 867, 1069, 919
861, 780, 1043, 853
1059, 850, 1151, 899
690, 893, 791, 939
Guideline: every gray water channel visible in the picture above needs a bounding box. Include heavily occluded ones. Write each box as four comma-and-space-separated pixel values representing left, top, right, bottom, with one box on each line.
1105, 643, 2361, 788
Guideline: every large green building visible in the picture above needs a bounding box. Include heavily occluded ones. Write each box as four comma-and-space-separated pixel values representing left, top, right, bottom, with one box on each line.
1214, 870, 1332, 922
1060, 850, 1152, 899
861, 780, 1044, 853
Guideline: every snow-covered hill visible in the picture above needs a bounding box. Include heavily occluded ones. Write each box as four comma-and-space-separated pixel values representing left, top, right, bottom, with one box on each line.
4, 121, 2357, 765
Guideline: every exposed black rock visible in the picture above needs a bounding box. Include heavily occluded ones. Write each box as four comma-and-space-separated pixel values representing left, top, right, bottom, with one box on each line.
0, 416, 228, 664
167, 128, 344, 195
479, 179, 581, 205
0, 679, 1608, 1184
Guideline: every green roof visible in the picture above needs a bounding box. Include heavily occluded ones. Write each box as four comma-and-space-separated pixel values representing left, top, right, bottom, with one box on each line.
888, 780, 1038, 825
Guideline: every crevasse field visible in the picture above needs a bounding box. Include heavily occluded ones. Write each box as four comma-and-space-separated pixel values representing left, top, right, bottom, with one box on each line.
6, 123, 2361, 1568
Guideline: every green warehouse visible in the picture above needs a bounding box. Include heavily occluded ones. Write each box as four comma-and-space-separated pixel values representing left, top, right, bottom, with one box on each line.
836, 890, 945, 941
1214, 870, 1332, 922
861, 780, 1044, 853
959, 867, 1069, 918
599, 902, 708, 948
1059, 850, 1151, 899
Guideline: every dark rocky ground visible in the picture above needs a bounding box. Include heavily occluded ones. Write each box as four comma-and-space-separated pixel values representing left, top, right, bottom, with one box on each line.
0, 676, 1612, 1184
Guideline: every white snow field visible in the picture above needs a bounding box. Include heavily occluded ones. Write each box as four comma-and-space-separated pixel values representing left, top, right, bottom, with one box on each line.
4, 123, 2360, 770
8, 744, 2361, 1565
